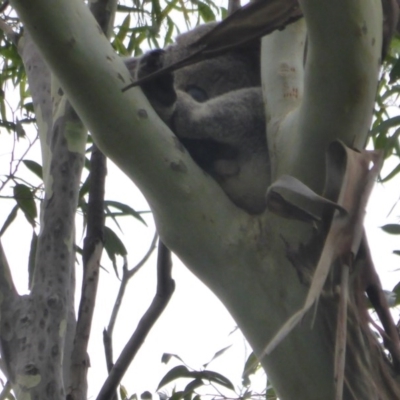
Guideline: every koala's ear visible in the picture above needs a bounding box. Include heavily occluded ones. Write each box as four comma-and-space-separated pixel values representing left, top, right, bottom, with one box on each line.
233, 39, 261, 76
123, 57, 139, 78
240, 39, 261, 62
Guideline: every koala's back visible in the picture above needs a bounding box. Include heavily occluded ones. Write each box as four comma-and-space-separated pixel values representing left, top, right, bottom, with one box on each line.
165, 23, 261, 97
133, 23, 270, 214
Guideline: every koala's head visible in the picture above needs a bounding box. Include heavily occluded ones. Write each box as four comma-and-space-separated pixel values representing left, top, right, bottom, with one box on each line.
163, 23, 261, 100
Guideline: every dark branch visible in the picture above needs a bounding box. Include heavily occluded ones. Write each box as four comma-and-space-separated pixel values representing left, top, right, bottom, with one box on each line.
0, 240, 17, 298
97, 240, 175, 400
67, 1, 115, 398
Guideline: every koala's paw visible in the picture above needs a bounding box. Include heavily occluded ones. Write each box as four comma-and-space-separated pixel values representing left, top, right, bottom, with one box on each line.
137, 49, 176, 107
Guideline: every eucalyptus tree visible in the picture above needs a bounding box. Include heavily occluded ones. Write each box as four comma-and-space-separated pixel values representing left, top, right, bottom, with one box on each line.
0, 0, 400, 400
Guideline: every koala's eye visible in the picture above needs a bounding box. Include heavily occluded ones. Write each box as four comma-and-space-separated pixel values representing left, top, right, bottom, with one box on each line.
186, 85, 208, 103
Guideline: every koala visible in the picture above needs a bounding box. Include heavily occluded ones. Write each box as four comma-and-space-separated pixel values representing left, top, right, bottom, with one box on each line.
126, 23, 270, 214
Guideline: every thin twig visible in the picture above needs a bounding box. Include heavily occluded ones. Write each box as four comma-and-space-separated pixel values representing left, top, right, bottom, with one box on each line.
0, 239, 17, 297
69, 145, 107, 398
103, 232, 158, 379
107, 232, 158, 338
97, 240, 175, 400
0, 134, 38, 193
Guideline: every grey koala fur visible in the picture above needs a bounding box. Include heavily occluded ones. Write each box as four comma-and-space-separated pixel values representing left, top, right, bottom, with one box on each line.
126, 23, 270, 214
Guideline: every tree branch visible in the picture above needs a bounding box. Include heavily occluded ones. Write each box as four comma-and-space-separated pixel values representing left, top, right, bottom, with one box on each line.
106, 232, 158, 340
288, 0, 382, 192
8, 0, 244, 273
68, 1, 117, 398
0, 240, 17, 299
103, 233, 158, 400
97, 240, 174, 400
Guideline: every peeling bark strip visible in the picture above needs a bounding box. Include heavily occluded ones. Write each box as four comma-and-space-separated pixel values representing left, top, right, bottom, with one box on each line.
127, 0, 399, 90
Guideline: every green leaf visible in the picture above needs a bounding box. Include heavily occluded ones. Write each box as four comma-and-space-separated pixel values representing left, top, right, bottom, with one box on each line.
203, 345, 232, 368
104, 226, 127, 257
140, 391, 152, 399
23, 160, 43, 179
116, 14, 131, 43
183, 379, 203, 400
370, 116, 400, 136
23, 101, 34, 113
151, 0, 162, 27
197, 370, 234, 391
13, 184, 37, 227
220, 6, 228, 20
104, 226, 128, 274
158, 364, 234, 392
242, 388, 253, 399
381, 224, 400, 234
15, 119, 26, 138
119, 384, 128, 400
105, 200, 147, 225
266, 384, 278, 400
242, 352, 260, 387
163, 16, 175, 47
0, 205, 18, 236
169, 392, 184, 400
390, 57, 400, 83
197, 1, 215, 22
380, 163, 400, 182
161, 353, 185, 365
158, 366, 194, 390
79, 175, 90, 199
392, 282, 400, 306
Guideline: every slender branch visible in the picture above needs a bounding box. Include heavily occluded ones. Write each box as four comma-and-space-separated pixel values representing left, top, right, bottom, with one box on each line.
127, 234, 159, 279
97, 240, 175, 400
69, 146, 107, 399
107, 232, 158, 339
68, 2, 117, 399
0, 134, 38, 193
0, 239, 17, 298
103, 233, 157, 400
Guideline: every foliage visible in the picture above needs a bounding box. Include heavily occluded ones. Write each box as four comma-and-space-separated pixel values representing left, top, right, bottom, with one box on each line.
0, 0, 225, 268
0, 0, 245, 399
124, 349, 269, 400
